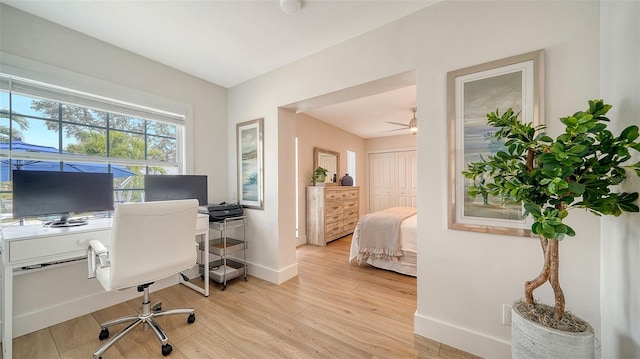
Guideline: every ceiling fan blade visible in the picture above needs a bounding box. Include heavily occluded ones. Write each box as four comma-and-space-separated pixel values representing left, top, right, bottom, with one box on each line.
381, 128, 407, 133
384, 121, 409, 127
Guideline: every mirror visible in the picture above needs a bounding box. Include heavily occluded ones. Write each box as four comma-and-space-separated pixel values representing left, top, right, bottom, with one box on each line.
313, 147, 340, 183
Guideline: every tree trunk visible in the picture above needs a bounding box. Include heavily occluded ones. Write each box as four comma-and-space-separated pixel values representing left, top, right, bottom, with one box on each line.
523, 148, 566, 319
524, 235, 551, 305
549, 238, 565, 320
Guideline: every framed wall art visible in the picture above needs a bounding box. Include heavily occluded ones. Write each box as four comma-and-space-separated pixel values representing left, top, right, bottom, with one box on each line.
237, 118, 264, 209
447, 50, 544, 236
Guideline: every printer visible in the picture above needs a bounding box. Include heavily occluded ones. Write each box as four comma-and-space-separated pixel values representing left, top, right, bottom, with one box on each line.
207, 202, 244, 222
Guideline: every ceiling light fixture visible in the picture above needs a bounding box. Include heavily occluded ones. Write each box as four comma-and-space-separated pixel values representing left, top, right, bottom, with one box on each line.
280, 0, 302, 14
409, 107, 418, 134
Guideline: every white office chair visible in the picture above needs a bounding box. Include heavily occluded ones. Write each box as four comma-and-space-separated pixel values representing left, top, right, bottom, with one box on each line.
87, 199, 199, 359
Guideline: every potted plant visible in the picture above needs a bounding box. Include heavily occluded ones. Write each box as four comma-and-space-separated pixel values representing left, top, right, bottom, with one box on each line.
463, 99, 640, 358
314, 166, 328, 185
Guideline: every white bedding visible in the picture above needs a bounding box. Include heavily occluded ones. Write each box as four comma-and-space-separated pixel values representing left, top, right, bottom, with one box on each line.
349, 209, 417, 277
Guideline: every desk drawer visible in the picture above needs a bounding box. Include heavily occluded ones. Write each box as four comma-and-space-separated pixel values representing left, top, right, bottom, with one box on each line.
196, 215, 209, 235
9, 230, 111, 264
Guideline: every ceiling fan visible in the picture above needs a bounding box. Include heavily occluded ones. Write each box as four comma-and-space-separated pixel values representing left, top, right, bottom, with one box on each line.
384, 107, 418, 134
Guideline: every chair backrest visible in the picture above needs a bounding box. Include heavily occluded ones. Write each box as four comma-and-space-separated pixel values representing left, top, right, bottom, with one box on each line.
108, 199, 199, 290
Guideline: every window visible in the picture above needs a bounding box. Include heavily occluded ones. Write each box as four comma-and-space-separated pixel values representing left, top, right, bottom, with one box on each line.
347, 149, 356, 185
295, 137, 299, 238
0, 74, 185, 222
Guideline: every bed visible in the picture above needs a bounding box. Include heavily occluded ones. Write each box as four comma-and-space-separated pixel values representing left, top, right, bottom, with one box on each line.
349, 207, 417, 277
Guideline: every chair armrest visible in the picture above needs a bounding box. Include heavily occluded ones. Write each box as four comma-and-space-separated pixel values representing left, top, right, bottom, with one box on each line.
87, 239, 110, 279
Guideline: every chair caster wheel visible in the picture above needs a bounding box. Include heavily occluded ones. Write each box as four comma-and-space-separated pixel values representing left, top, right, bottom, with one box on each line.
99, 328, 109, 340
162, 343, 173, 356
152, 302, 162, 312
188, 313, 196, 323
221, 284, 227, 291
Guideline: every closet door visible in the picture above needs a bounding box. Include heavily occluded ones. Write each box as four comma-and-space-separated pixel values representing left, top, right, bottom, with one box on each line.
396, 151, 417, 208
369, 152, 395, 212
369, 150, 417, 212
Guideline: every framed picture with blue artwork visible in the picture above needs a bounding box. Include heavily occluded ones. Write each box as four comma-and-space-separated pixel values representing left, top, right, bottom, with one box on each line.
237, 118, 264, 209
447, 50, 545, 236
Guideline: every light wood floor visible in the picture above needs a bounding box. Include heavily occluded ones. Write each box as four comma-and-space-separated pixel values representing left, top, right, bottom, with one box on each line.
2, 236, 481, 359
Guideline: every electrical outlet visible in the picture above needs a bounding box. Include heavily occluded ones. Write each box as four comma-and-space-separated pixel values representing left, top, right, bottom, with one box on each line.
502, 304, 512, 326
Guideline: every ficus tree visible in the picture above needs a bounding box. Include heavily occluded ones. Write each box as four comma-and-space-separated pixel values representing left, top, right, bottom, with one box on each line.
463, 99, 640, 321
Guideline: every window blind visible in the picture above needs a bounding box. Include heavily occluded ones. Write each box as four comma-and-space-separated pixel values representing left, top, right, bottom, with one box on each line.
0, 74, 184, 125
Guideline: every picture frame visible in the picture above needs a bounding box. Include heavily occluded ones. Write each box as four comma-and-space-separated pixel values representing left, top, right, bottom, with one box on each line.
237, 118, 264, 210
447, 50, 544, 236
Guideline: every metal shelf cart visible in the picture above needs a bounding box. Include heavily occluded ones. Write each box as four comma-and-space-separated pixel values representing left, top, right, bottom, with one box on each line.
200, 216, 247, 290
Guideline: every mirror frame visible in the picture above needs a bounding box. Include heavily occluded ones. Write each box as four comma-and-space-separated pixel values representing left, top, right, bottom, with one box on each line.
313, 147, 340, 181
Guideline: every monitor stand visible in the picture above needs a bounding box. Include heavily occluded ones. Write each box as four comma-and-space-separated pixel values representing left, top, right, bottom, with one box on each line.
43, 213, 88, 228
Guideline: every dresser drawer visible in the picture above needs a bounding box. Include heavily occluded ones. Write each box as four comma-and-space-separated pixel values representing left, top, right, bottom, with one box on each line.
343, 217, 358, 232
325, 190, 342, 201
325, 221, 343, 238
343, 207, 359, 219
343, 200, 358, 211
344, 190, 359, 200
325, 203, 343, 220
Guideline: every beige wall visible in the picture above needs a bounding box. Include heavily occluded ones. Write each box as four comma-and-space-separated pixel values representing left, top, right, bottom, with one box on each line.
296, 117, 418, 245
295, 112, 366, 245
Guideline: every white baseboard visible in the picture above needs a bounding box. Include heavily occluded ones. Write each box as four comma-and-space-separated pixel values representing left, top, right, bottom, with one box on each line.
3, 275, 177, 340
414, 311, 511, 359
1, 260, 298, 342
296, 235, 307, 247
247, 261, 298, 284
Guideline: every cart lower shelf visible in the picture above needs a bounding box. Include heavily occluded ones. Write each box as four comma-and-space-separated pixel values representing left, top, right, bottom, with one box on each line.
200, 258, 247, 289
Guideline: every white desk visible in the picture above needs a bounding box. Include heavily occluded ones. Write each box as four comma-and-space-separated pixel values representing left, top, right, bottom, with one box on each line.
0, 214, 209, 359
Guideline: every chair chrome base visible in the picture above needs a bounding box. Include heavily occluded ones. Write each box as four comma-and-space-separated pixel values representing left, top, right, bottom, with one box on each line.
93, 284, 195, 359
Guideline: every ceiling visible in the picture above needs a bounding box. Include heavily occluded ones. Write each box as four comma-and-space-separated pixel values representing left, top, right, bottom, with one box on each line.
303, 85, 418, 139
3, 0, 434, 138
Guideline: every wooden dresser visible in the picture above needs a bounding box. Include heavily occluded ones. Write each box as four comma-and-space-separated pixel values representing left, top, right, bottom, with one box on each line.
306, 186, 359, 246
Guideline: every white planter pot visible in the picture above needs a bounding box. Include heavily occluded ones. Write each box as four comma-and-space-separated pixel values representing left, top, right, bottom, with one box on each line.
512, 304, 594, 359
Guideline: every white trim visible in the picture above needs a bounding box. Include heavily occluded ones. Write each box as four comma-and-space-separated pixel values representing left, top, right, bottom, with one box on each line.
414, 311, 511, 358
247, 261, 298, 285
367, 146, 417, 155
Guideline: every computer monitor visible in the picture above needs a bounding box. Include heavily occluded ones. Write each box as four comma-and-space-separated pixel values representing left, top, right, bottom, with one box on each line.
12, 170, 115, 227
144, 175, 208, 206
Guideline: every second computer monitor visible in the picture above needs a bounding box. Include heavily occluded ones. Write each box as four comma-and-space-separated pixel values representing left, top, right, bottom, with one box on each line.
144, 174, 208, 206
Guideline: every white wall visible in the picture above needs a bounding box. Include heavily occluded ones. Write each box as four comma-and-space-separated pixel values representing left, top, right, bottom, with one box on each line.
0, 4, 228, 202
600, 2, 640, 358
228, 1, 604, 357
0, 4, 228, 337
2, 2, 634, 357
365, 134, 416, 152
